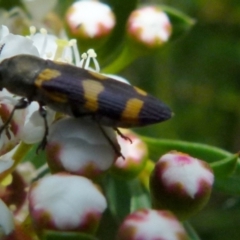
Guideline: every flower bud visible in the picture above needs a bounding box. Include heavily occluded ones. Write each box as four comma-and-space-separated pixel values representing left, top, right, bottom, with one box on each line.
116, 209, 187, 240
127, 6, 172, 49
65, 0, 115, 46
28, 173, 107, 233
111, 130, 148, 179
0, 90, 26, 155
0, 171, 27, 215
46, 117, 118, 178
150, 151, 214, 220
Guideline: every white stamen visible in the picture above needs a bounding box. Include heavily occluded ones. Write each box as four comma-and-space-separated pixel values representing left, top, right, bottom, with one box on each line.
39, 28, 48, 57
40, 28, 47, 35
54, 39, 69, 61
80, 53, 87, 68
87, 49, 100, 72
81, 53, 87, 59
69, 39, 81, 66
29, 26, 36, 38
79, 49, 100, 71
87, 49, 96, 58
92, 57, 100, 72
84, 52, 91, 69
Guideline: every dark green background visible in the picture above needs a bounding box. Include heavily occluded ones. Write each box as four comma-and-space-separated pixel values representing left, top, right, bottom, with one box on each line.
125, 1, 240, 239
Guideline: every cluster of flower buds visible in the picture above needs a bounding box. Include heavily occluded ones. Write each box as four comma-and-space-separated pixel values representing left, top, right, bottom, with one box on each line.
0, 1, 214, 240
65, 0, 172, 55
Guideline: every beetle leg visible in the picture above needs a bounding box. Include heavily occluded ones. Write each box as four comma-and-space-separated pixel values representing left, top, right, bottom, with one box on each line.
0, 98, 29, 136
114, 128, 132, 144
97, 122, 124, 159
36, 104, 48, 153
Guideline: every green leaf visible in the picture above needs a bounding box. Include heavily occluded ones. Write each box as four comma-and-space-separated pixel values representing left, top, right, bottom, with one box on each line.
142, 137, 234, 163
0, 0, 24, 10
22, 144, 48, 168
96, 209, 118, 240
55, 0, 75, 17
101, 175, 131, 222
210, 153, 239, 178
159, 5, 195, 40
214, 175, 240, 195
128, 179, 151, 212
42, 230, 97, 240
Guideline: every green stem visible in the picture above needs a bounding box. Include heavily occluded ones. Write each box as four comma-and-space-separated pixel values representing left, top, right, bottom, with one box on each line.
183, 221, 201, 240
102, 44, 141, 73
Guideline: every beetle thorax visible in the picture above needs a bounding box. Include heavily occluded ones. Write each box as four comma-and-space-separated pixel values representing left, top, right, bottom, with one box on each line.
0, 55, 45, 98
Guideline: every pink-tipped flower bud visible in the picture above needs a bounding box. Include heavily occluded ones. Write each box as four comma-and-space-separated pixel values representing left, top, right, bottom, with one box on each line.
116, 209, 187, 240
65, 0, 115, 40
46, 117, 118, 178
127, 6, 172, 49
0, 171, 27, 215
28, 173, 107, 233
111, 130, 148, 179
0, 90, 26, 155
150, 151, 214, 220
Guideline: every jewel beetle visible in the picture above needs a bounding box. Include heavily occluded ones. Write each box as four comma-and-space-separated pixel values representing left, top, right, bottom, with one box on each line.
0, 54, 172, 155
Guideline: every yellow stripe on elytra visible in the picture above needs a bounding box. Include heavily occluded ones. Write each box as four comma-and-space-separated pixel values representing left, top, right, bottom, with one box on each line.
82, 80, 104, 111
134, 87, 147, 96
35, 68, 67, 103
121, 98, 144, 123
35, 68, 61, 87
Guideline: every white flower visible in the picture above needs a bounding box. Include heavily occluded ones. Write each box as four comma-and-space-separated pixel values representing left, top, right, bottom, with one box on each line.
28, 173, 107, 232
19, 103, 55, 144
0, 25, 9, 39
0, 199, 14, 237
30, 32, 72, 61
0, 25, 39, 61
